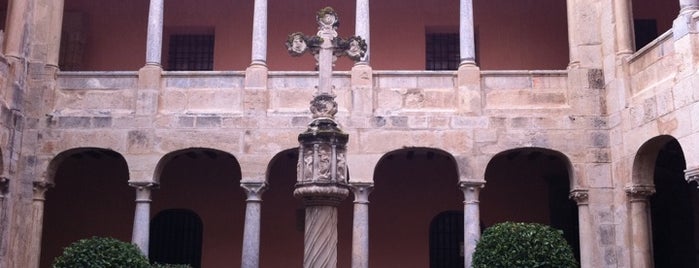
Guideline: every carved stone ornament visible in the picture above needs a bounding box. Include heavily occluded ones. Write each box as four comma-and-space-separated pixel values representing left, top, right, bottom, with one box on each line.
686, 167, 699, 188
33, 181, 55, 201
569, 189, 589, 205
241, 181, 268, 202
316, 7, 339, 36
625, 185, 656, 200
310, 93, 338, 118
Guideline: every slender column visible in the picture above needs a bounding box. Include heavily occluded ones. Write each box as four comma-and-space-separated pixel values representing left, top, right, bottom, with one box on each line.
47, 0, 65, 68
625, 185, 655, 268
3, 0, 29, 58
355, 0, 370, 64
31, 181, 53, 268
566, 0, 580, 68
460, 180, 484, 268
145, 0, 164, 66
240, 181, 268, 268
130, 182, 155, 256
614, 0, 634, 56
459, 0, 476, 66
569, 189, 592, 268
250, 0, 268, 66
349, 182, 373, 268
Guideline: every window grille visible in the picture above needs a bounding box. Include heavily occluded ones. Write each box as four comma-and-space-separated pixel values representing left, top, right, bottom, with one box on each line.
167, 34, 215, 71
149, 209, 203, 267
429, 211, 464, 268
426, 33, 460, 71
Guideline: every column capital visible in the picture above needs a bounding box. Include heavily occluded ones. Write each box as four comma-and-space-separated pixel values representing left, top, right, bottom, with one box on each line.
129, 181, 157, 202
241, 181, 268, 202
625, 185, 655, 201
349, 181, 374, 204
33, 181, 55, 201
569, 188, 589, 205
686, 167, 699, 187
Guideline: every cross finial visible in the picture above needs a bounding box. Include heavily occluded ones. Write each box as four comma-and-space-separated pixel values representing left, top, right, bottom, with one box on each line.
286, 7, 367, 119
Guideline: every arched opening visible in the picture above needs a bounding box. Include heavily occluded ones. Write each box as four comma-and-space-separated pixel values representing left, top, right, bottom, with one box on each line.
261, 148, 353, 267
371, 148, 461, 267
481, 148, 579, 261
634, 137, 699, 267
150, 209, 203, 267
40, 148, 132, 268
153, 148, 242, 267
632, 0, 679, 50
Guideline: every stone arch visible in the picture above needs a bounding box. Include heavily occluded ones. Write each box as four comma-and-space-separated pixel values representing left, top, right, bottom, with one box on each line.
151, 147, 244, 267
631, 135, 698, 267
40, 147, 132, 268
632, 135, 677, 186
370, 147, 462, 267
481, 147, 579, 260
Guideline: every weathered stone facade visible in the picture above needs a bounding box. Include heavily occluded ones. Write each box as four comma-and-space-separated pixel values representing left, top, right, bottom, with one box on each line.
1, 0, 698, 268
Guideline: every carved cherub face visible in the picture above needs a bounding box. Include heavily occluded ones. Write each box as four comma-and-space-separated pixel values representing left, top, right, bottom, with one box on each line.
291, 34, 307, 53
321, 13, 336, 26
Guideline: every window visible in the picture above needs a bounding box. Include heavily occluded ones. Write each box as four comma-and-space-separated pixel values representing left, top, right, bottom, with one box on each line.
167, 34, 215, 71
149, 209, 203, 267
426, 33, 460, 70
429, 211, 464, 268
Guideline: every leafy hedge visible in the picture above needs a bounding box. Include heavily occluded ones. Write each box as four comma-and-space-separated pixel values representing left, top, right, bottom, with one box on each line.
53, 236, 150, 268
472, 222, 578, 268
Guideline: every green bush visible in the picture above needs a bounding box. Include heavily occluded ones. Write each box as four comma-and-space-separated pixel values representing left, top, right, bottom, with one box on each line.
151, 264, 193, 268
53, 236, 150, 268
473, 222, 578, 268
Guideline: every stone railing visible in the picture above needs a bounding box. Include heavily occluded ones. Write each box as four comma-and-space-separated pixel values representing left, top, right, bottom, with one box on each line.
627, 30, 676, 96
56, 70, 570, 116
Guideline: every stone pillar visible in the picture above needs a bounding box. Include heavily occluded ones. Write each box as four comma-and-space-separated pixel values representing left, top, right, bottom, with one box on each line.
31, 181, 53, 268
355, 0, 370, 65
146, 0, 164, 66
251, 0, 268, 66
460, 180, 484, 268
625, 185, 655, 268
614, 0, 634, 56
349, 182, 373, 268
569, 189, 592, 268
566, 0, 580, 68
3, 0, 29, 58
240, 181, 268, 268
459, 0, 476, 67
130, 182, 155, 256
47, 0, 65, 68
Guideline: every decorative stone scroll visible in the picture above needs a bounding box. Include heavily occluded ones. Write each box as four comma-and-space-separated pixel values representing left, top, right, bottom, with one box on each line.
686, 167, 699, 188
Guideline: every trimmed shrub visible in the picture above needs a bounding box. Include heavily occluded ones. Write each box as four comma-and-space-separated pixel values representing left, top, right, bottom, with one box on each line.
151, 264, 193, 268
52, 236, 150, 268
473, 222, 578, 268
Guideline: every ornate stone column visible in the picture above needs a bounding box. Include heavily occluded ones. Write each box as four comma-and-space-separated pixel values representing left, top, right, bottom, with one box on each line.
31, 181, 53, 268
240, 181, 268, 268
569, 189, 592, 268
349, 182, 373, 268
459, 0, 476, 67
287, 10, 365, 266
355, 0, 370, 64
146, 0, 164, 66
614, 0, 634, 56
250, 0, 268, 66
625, 185, 655, 268
130, 182, 156, 256
460, 180, 484, 268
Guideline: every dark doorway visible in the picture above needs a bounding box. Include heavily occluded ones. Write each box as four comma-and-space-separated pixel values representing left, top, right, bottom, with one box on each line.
150, 209, 203, 267
429, 211, 464, 268
650, 139, 698, 267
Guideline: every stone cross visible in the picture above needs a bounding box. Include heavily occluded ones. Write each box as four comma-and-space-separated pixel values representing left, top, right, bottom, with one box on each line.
286, 7, 367, 118
286, 7, 366, 268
